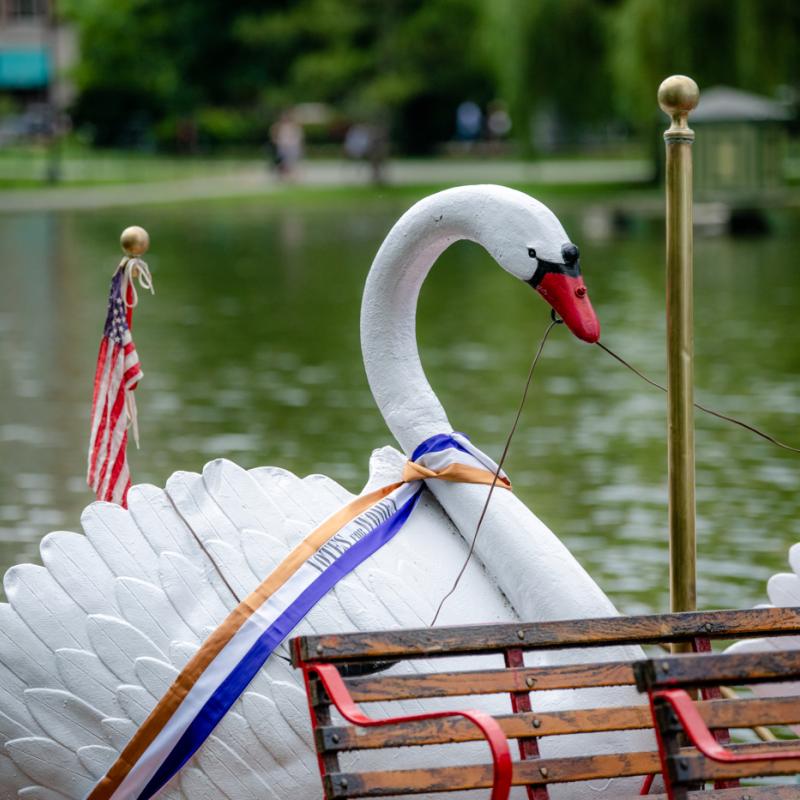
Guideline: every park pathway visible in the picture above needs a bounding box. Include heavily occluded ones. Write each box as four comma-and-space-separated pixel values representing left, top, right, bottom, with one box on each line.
0, 158, 650, 213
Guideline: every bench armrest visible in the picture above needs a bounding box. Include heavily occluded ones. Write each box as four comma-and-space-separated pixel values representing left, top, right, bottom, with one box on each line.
654, 688, 800, 763
306, 663, 512, 800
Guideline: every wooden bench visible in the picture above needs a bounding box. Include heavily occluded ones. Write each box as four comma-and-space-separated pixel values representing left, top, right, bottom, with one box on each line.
290, 606, 800, 799
635, 649, 800, 800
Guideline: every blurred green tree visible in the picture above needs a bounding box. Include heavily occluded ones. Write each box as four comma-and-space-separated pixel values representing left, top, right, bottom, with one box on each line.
61, 0, 800, 152
236, 0, 495, 154
482, 0, 800, 150
63, 0, 275, 147
482, 0, 614, 152
610, 0, 800, 130
64, 0, 494, 153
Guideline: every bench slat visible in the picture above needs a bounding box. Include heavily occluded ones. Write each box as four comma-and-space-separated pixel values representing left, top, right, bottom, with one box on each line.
319, 705, 651, 750
672, 743, 800, 783
636, 649, 800, 691
297, 607, 800, 663
327, 788, 800, 800
318, 694, 800, 751
324, 751, 662, 797
326, 737, 800, 798
335, 661, 635, 703
654, 791, 800, 800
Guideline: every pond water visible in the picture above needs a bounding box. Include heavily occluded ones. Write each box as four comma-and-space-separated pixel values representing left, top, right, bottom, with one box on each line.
1, 191, 798, 614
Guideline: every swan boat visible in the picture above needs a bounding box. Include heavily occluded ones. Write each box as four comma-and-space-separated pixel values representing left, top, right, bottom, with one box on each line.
0, 183, 747, 799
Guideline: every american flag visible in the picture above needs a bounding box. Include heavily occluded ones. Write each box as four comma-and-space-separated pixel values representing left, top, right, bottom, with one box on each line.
87, 267, 143, 507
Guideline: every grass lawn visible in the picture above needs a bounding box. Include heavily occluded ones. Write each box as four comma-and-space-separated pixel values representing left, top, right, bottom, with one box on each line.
0, 144, 258, 187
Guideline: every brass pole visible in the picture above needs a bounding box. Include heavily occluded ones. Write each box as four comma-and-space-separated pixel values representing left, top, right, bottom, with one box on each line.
659, 75, 699, 615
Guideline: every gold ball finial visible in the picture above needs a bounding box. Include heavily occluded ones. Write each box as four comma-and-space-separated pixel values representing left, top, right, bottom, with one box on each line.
658, 75, 699, 129
120, 225, 150, 257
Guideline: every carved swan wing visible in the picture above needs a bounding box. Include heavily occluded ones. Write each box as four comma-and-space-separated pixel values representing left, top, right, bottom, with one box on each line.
0, 449, 525, 799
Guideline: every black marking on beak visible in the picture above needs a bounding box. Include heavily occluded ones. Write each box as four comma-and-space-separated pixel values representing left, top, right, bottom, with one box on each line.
526, 245, 582, 289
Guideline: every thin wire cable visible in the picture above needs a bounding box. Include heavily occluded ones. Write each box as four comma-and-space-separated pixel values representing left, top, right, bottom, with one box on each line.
430, 318, 559, 627
597, 341, 800, 454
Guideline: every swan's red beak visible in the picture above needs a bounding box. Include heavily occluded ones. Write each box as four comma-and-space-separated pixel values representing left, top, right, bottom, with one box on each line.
535, 273, 600, 343
526, 243, 600, 343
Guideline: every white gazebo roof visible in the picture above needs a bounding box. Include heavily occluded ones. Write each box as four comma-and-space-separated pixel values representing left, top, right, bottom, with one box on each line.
692, 86, 792, 123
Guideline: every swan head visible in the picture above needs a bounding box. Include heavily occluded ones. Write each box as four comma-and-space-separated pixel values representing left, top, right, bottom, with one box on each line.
524, 240, 600, 343
473, 185, 600, 343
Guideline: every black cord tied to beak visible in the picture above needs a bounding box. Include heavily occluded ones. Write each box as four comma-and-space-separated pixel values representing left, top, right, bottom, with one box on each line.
597, 341, 800, 454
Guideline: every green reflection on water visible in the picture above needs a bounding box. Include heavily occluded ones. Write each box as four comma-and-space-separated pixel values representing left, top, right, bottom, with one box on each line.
1, 194, 798, 614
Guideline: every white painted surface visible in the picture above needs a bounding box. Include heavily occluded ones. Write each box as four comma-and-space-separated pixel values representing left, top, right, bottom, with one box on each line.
0, 186, 652, 799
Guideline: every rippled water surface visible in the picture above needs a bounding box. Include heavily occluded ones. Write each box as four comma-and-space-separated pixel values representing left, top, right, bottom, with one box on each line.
1, 193, 798, 613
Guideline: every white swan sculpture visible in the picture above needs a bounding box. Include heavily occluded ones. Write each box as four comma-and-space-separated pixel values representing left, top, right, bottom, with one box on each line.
0, 185, 647, 800
725, 547, 800, 721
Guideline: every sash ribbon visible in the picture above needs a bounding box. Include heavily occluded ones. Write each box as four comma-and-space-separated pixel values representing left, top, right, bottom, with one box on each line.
89, 432, 510, 799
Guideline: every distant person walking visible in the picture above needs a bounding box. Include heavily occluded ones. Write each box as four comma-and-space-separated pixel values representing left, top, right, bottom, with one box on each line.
455, 100, 482, 145
270, 112, 304, 178
344, 122, 388, 185
487, 100, 512, 140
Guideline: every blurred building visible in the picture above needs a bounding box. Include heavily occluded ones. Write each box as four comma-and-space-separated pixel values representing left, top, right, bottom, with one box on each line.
692, 86, 793, 198
0, 0, 76, 112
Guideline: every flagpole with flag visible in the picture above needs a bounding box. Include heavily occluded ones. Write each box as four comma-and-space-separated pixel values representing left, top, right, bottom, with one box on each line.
87, 226, 154, 508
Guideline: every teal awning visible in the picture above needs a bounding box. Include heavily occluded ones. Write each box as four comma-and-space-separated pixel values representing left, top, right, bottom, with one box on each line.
0, 49, 50, 89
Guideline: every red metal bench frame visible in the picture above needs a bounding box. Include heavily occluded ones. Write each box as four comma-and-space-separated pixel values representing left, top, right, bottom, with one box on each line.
300, 661, 513, 800
638, 649, 800, 799
652, 687, 800, 770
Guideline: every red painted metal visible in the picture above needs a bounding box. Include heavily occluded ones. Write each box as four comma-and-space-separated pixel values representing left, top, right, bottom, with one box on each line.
534, 272, 600, 343
295, 642, 331, 797
639, 773, 655, 794
657, 687, 800, 764
648, 680, 800, 800
309, 662, 513, 800
504, 648, 548, 800
692, 636, 737, 789
646, 691, 675, 800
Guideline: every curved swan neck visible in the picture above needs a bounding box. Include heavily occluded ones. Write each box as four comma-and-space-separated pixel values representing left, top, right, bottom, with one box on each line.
360, 187, 625, 630
360, 188, 490, 453
361, 184, 572, 454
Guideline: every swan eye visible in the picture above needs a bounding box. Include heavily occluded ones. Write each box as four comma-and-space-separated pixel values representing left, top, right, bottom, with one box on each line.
527, 248, 537, 259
